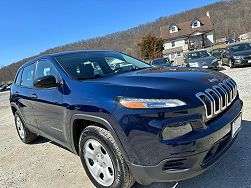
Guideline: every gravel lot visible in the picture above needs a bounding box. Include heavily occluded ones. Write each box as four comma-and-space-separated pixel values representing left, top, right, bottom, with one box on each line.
0, 66, 251, 188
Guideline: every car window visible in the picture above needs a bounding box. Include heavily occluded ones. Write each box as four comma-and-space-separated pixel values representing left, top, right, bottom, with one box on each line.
229, 43, 251, 52
152, 58, 171, 66
15, 69, 23, 86
20, 63, 35, 87
35, 59, 60, 81
187, 51, 211, 59
105, 57, 134, 71
55, 51, 150, 80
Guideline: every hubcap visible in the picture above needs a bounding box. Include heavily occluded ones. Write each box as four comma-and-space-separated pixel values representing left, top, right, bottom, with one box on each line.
84, 139, 115, 186
16, 116, 25, 139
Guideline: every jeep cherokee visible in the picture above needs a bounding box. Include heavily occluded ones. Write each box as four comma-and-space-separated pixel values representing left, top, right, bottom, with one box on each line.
10, 50, 243, 187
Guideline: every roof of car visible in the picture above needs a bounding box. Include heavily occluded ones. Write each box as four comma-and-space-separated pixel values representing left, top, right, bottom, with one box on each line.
228, 42, 250, 48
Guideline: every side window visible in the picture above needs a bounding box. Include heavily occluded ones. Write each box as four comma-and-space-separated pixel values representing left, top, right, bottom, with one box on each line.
15, 69, 23, 86
21, 63, 35, 87
34, 59, 59, 81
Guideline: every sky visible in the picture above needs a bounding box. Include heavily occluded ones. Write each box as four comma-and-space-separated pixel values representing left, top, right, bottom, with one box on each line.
0, 0, 219, 66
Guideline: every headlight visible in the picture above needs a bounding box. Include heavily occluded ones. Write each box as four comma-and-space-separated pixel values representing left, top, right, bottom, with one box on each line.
118, 97, 186, 109
162, 122, 193, 140
233, 56, 243, 59
189, 62, 199, 67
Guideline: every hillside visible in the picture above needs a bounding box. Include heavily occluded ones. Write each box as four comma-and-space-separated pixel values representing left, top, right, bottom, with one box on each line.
1, 0, 251, 82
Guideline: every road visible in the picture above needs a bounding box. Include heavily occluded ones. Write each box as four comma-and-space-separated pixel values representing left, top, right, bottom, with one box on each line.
0, 67, 251, 188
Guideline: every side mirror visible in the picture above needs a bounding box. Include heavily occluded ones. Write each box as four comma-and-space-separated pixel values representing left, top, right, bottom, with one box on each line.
171, 60, 174, 64
34, 75, 57, 88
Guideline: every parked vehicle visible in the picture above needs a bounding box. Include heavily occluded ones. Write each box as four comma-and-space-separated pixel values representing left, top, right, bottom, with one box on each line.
0, 84, 7, 92
10, 50, 242, 187
184, 50, 219, 70
5, 83, 12, 91
226, 38, 240, 44
210, 48, 225, 65
222, 43, 251, 68
150, 57, 173, 67
211, 48, 225, 59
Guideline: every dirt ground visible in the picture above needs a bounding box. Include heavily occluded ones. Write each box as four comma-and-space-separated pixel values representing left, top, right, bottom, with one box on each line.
0, 66, 251, 188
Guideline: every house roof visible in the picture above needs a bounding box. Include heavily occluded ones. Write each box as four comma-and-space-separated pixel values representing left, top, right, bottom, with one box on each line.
160, 16, 214, 41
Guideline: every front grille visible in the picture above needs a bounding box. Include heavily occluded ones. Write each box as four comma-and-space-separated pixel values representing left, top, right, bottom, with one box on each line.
243, 56, 251, 60
162, 159, 186, 171
196, 79, 237, 120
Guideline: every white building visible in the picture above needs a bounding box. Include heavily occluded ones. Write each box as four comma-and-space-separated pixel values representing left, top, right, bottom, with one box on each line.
160, 12, 215, 62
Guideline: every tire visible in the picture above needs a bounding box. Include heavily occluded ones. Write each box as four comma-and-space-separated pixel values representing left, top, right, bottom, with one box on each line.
79, 126, 135, 188
14, 112, 37, 144
219, 59, 223, 66
229, 59, 234, 68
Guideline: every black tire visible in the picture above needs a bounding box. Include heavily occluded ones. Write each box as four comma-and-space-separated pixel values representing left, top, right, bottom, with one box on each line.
219, 59, 223, 66
14, 112, 37, 144
79, 126, 135, 188
229, 59, 234, 68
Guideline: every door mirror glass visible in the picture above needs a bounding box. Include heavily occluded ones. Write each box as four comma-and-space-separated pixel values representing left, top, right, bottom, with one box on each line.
34, 75, 56, 88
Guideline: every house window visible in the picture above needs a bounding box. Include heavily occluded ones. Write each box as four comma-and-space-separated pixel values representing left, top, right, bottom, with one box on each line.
170, 25, 178, 33
172, 41, 175, 47
192, 20, 201, 28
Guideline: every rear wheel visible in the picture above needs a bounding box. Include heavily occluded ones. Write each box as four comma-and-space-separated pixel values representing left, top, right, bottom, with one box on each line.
14, 112, 37, 143
79, 126, 135, 188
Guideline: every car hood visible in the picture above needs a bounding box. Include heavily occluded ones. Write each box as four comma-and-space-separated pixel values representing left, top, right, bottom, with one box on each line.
231, 50, 251, 56
188, 56, 216, 65
79, 67, 229, 102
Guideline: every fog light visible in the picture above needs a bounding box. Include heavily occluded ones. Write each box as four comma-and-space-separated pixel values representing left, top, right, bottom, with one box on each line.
162, 123, 193, 140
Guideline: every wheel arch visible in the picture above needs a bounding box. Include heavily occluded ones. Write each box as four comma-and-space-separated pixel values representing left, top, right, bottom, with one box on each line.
70, 114, 129, 162
10, 103, 19, 115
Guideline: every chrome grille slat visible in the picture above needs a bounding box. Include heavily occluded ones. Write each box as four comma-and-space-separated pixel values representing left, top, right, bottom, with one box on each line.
196, 79, 237, 120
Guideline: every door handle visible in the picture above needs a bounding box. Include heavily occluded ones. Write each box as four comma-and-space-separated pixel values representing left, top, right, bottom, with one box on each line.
15, 91, 19, 94
31, 94, 37, 99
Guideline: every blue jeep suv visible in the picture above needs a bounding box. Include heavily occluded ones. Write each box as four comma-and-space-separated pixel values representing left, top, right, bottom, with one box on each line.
10, 50, 243, 187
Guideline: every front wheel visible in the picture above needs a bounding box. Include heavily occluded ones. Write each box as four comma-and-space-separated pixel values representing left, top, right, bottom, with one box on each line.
79, 126, 135, 188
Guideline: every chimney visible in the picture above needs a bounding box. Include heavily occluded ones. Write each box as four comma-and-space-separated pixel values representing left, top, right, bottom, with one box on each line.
206, 11, 211, 19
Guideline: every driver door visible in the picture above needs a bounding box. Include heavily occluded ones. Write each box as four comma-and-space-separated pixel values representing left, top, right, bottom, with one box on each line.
31, 59, 66, 143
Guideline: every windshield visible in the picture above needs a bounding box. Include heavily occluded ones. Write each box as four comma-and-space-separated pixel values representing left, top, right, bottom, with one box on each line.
151, 58, 171, 66
229, 43, 251, 52
187, 51, 211, 60
55, 51, 150, 80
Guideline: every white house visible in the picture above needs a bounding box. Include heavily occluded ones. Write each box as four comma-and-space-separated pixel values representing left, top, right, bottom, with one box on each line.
160, 12, 215, 61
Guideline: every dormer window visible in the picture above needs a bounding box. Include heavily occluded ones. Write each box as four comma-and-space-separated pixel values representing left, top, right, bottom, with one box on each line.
192, 20, 201, 28
170, 24, 178, 33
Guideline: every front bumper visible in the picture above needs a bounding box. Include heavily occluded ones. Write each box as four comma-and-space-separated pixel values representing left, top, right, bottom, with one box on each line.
127, 99, 243, 185
233, 58, 251, 66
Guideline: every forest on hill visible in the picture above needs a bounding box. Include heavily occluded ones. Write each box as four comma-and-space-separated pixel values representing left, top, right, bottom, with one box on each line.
1, 0, 251, 82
